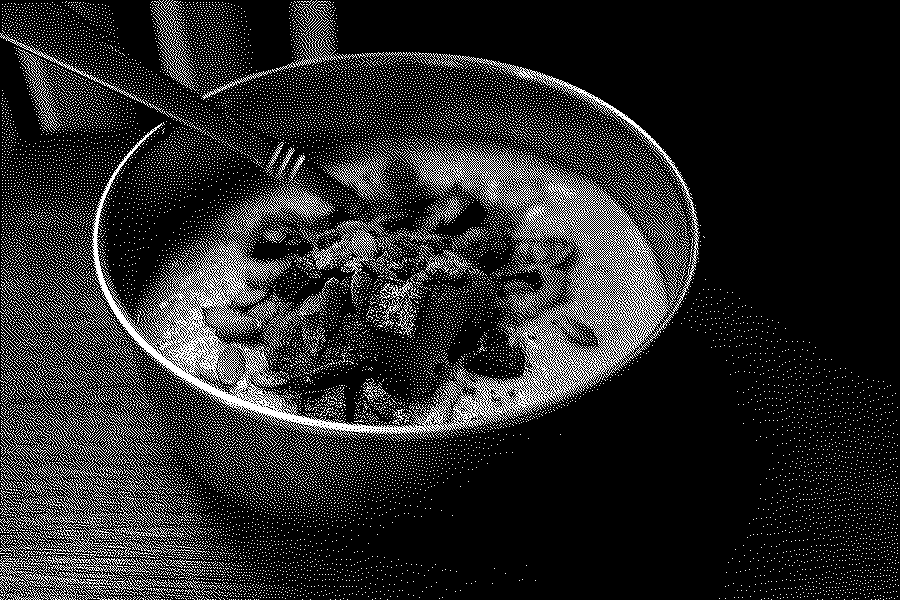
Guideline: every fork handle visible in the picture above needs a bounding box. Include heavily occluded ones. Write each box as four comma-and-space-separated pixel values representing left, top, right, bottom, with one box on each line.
0, 2, 288, 174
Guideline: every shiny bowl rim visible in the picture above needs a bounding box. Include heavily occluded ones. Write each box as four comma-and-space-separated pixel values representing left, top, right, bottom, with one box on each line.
92, 51, 699, 441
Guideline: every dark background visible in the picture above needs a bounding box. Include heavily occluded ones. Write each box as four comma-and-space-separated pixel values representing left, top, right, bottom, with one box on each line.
2, 5, 894, 599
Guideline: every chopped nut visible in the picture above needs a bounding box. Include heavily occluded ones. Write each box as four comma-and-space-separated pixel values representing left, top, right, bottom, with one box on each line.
551, 308, 599, 347
347, 230, 378, 261
531, 236, 577, 269
246, 258, 292, 290
203, 305, 262, 342
366, 278, 427, 337
217, 344, 247, 386
228, 287, 268, 310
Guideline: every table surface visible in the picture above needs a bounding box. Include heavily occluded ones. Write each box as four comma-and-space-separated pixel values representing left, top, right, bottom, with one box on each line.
1, 131, 896, 599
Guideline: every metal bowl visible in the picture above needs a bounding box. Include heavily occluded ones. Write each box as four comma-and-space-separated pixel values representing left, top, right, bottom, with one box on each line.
93, 53, 698, 520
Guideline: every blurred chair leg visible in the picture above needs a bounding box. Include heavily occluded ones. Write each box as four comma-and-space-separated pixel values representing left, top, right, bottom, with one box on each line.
150, 1, 253, 95
289, 1, 336, 62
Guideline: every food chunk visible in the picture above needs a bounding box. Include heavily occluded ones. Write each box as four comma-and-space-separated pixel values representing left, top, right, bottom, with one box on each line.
197, 151, 573, 424
378, 272, 500, 404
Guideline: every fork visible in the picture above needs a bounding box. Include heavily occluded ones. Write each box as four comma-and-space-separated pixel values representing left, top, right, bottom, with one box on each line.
1, 2, 311, 181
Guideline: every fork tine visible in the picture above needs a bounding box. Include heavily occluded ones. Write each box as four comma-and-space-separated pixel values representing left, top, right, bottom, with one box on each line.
277, 146, 296, 179
266, 141, 285, 174
267, 142, 307, 181
288, 150, 307, 180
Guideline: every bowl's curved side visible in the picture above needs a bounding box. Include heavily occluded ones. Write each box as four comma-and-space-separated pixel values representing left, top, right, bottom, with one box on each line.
138, 350, 487, 519
93, 53, 699, 514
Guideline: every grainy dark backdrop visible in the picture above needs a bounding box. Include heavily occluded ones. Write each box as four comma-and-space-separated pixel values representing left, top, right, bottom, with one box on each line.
2, 5, 895, 599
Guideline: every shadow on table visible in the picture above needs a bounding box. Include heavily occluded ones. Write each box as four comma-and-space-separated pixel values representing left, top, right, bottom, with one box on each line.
171, 445, 553, 595
167, 317, 731, 597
